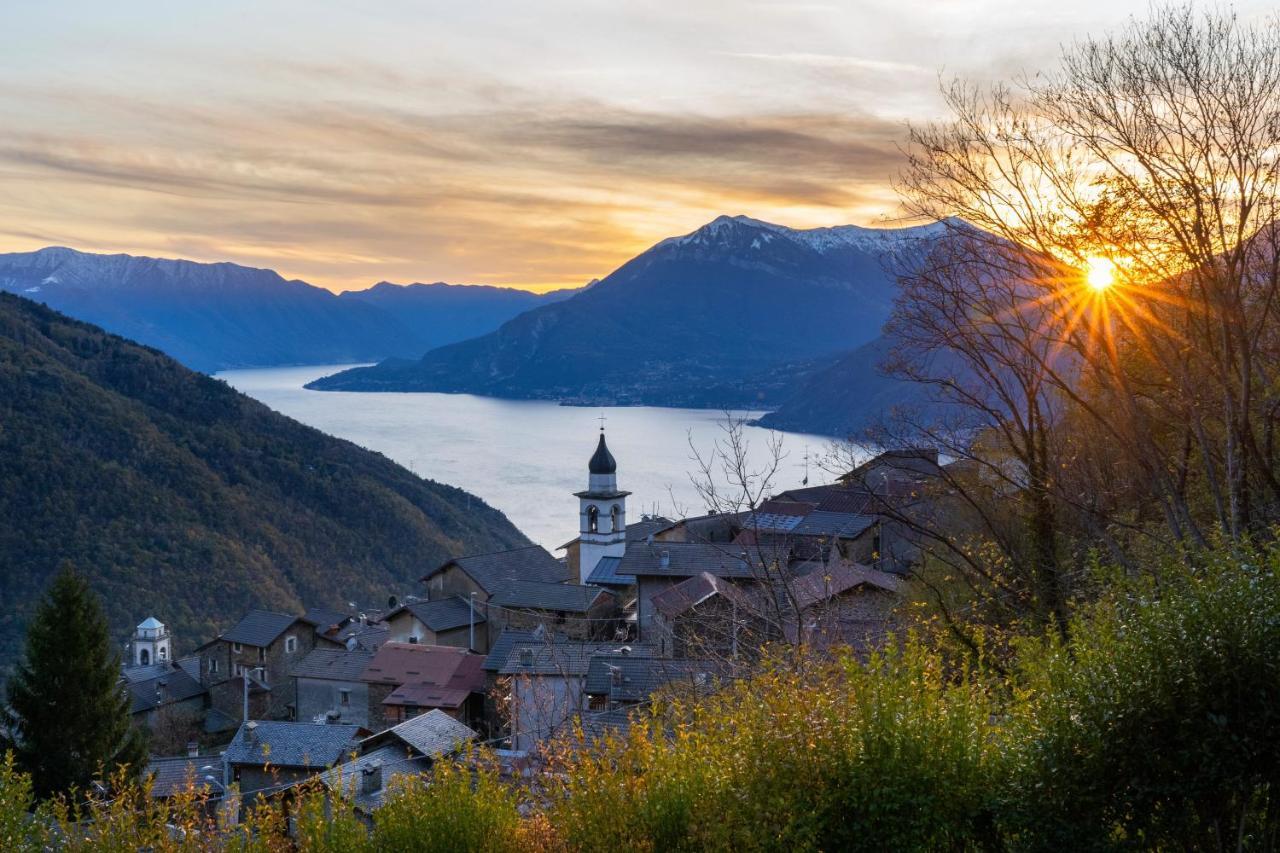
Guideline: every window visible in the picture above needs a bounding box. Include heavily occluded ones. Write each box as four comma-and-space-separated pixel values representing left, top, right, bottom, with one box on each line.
340, 689, 351, 707
234, 663, 244, 677
285, 635, 297, 654
610, 504, 621, 533
587, 505, 599, 533
139, 649, 150, 666
258, 647, 266, 663
232, 643, 242, 654
158, 646, 167, 661
408, 636, 419, 644
208, 658, 219, 674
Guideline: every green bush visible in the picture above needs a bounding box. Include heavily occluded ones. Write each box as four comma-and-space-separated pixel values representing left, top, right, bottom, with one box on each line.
1007, 544, 1280, 850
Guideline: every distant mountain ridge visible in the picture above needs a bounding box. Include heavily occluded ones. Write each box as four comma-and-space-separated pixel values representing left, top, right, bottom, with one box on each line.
0, 247, 577, 373
0, 291, 528, 671
308, 215, 948, 412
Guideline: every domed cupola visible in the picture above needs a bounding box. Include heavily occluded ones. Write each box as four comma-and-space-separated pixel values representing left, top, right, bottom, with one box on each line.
588, 433, 616, 475
574, 428, 630, 583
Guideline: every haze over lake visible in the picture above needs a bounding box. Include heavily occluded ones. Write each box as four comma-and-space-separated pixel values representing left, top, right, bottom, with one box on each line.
218, 365, 837, 549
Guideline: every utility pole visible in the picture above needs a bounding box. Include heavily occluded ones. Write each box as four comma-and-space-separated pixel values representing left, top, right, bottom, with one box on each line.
469, 592, 477, 651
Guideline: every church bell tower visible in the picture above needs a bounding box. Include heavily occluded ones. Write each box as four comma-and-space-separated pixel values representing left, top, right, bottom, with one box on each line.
575, 429, 630, 583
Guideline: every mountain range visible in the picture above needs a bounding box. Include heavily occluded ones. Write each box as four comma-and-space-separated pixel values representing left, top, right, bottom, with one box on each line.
0, 248, 575, 373
308, 216, 947, 414
0, 291, 527, 671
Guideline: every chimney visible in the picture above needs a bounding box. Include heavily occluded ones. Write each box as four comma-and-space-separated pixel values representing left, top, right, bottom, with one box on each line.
361, 761, 383, 795
244, 721, 258, 743
659, 551, 670, 568
186, 741, 199, 758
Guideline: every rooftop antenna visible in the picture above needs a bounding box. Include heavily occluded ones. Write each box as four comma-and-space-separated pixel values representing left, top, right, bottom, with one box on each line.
802, 444, 810, 486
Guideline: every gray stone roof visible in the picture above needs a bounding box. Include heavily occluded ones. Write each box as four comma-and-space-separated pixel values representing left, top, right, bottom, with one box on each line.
584, 656, 718, 703
649, 571, 754, 620
791, 511, 876, 539
398, 597, 483, 632
290, 648, 375, 682
489, 581, 609, 614
125, 666, 206, 715
384, 709, 477, 757
300, 607, 351, 632
499, 640, 656, 677
615, 542, 757, 579
424, 545, 567, 593
483, 628, 538, 672
221, 610, 303, 648
322, 743, 426, 814
145, 755, 224, 798
584, 556, 630, 587
224, 721, 360, 768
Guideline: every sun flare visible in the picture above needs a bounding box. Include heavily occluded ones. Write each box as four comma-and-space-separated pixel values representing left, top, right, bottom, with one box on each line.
1085, 256, 1116, 291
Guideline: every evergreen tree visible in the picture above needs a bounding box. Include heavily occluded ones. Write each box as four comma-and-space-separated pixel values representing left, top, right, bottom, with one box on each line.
1, 564, 146, 798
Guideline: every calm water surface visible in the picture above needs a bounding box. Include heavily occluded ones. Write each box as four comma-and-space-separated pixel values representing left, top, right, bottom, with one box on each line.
217, 365, 835, 549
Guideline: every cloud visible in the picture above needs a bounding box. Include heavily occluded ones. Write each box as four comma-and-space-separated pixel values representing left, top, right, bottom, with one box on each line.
725, 52, 929, 75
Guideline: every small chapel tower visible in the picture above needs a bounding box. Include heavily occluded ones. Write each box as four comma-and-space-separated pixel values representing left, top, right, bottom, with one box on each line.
131, 616, 170, 667
575, 429, 630, 583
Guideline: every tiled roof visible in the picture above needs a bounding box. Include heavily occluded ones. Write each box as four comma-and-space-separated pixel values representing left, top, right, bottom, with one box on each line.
177, 655, 202, 682
121, 661, 177, 684
290, 648, 375, 682
489, 581, 610, 614
224, 721, 360, 768
383, 709, 477, 756
300, 607, 351, 633
614, 542, 757, 579
382, 684, 473, 710
650, 572, 753, 620
126, 666, 206, 715
336, 622, 390, 651
221, 610, 303, 648
574, 707, 641, 742
396, 597, 483, 632
584, 656, 719, 703
360, 643, 486, 690
483, 628, 538, 672
424, 545, 567, 593
791, 512, 876, 539
322, 744, 427, 814
791, 562, 903, 610
584, 556, 630, 587
499, 640, 656, 677
145, 756, 224, 798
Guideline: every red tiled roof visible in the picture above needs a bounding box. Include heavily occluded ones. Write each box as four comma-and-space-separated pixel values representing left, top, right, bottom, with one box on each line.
359, 642, 484, 689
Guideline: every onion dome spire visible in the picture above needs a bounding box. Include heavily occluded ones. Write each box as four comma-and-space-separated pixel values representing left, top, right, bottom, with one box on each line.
588, 431, 616, 475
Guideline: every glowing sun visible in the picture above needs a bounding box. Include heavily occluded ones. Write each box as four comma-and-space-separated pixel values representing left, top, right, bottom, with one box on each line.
1085, 256, 1116, 291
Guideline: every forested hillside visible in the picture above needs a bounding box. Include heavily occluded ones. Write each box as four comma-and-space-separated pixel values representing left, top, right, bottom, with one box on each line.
0, 293, 527, 670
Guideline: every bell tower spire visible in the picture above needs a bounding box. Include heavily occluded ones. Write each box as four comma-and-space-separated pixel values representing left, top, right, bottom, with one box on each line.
576, 427, 630, 583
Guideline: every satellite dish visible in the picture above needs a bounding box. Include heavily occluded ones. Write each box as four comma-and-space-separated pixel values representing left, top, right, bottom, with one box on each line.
387, 595, 399, 609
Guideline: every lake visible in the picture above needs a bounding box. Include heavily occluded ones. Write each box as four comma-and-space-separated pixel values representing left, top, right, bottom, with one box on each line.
217, 365, 837, 549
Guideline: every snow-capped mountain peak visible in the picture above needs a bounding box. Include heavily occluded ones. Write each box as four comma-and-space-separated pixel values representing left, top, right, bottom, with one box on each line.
662, 214, 956, 255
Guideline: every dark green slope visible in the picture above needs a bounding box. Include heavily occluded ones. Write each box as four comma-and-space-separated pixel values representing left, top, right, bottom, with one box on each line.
0, 293, 527, 670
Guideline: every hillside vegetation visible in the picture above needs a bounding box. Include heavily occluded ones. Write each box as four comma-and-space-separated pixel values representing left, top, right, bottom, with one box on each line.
0, 292, 526, 669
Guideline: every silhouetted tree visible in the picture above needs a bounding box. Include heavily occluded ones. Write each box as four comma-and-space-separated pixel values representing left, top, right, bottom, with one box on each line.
1, 564, 146, 798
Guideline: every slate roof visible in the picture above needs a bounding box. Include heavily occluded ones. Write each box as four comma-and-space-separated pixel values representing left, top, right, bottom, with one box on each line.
650, 572, 754, 620
614, 543, 757, 579
483, 628, 538, 672
220, 610, 303, 648
290, 648, 375, 682
224, 721, 361, 768
575, 706, 641, 742
584, 656, 718, 703
499, 640, 656, 677
584, 556, 630, 587
322, 743, 426, 814
393, 597, 483, 632
125, 666, 206, 715
791, 512, 876, 539
489, 581, 610, 614
382, 684, 473, 710
122, 661, 178, 685
360, 642, 486, 690
424, 545, 567, 592
300, 607, 351, 633
790, 562, 903, 611
336, 622, 390, 651
145, 755, 224, 798
383, 709, 477, 756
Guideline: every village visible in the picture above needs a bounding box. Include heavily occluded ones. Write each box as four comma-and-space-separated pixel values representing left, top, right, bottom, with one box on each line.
120, 430, 940, 820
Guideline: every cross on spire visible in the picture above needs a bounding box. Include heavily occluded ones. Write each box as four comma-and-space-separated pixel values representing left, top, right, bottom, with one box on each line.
598, 411, 607, 431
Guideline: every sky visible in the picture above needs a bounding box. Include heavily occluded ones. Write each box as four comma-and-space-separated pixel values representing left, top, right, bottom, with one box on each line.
1, 1, 1274, 293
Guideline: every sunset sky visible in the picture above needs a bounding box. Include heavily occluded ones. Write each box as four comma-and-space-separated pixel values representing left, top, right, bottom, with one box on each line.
2, 1, 1274, 292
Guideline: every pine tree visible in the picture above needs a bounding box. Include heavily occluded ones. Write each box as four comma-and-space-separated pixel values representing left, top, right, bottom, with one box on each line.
1, 563, 147, 798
